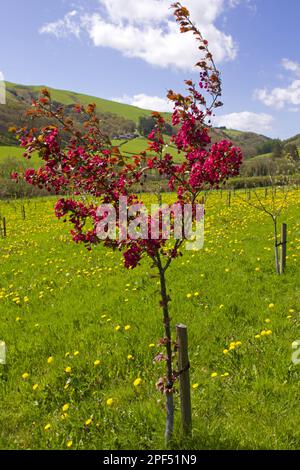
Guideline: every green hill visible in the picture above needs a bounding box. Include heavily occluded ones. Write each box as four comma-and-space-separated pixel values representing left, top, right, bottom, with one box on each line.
0, 81, 273, 159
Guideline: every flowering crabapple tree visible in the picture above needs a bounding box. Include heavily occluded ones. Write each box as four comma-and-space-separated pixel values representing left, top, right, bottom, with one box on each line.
13, 3, 242, 442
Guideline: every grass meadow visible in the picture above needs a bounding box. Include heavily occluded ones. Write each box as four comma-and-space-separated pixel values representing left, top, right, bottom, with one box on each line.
0, 189, 300, 450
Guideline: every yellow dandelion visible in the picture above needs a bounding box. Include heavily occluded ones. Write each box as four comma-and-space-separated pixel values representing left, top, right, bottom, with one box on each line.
133, 378, 142, 387
94, 360, 101, 366
124, 325, 131, 331
62, 403, 70, 412
265, 319, 271, 324
268, 303, 275, 309
194, 292, 200, 297
223, 349, 229, 355
219, 304, 224, 309
106, 398, 113, 406
44, 424, 51, 431
74, 351, 80, 356
289, 309, 295, 314
255, 334, 261, 339
47, 356, 54, 364
32, 384, 39, 391
149, 343, 155, 348
127, 354, 134, 360
261, 330, 267, 336
85, 418, 92, 426
235, 341, 242, 347
66, 440, 73, 448
265, 330, 272, 336
211, 372, 218, 378
22, 372, 29, 380
186, 293, 192, 299
65, 366, 72, 373
115, 325, 121, 332
192, 383, 199, 390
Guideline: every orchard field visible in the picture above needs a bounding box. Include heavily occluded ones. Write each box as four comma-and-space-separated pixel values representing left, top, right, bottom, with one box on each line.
0, 189, 300, 450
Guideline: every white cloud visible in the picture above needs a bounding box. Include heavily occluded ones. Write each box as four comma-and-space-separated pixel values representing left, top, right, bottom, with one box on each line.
214, 111, 274, 133
112, 93, 174, 112
281, 58, 300, 76
39, 10, 81, 38
254, 80, 300, 109
255, 58, 300, 110
39, 0, 242, 70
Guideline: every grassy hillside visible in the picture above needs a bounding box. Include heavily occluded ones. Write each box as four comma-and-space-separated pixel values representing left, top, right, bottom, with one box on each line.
0, 81, 272, 159
5, 82, 152, 123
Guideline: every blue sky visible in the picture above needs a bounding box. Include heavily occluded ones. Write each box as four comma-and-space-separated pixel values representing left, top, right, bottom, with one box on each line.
1, 0, 300, 139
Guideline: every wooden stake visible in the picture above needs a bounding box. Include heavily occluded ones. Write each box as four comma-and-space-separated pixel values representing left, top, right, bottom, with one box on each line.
176, 324, 192, 435
280, 223, 287, 274
3, 217, 6, 238
228, 191, 231, 207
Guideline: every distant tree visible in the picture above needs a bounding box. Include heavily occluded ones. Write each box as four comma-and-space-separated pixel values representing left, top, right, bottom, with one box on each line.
256, 139, 282, 156
138, 116, 175, 138
272, 140, 283, 159
284, 143, 299, 162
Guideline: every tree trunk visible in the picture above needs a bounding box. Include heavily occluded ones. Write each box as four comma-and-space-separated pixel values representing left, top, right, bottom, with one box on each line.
273, 218, 280, 274
157, 258, 174, 444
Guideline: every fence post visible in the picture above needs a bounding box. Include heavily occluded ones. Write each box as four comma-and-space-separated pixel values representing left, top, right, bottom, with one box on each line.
280, 223, 287, 274
176, 324, 192, 435
3, 217, 6, 238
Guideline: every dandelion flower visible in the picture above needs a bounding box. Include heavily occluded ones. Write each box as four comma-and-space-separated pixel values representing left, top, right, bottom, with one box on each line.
74, 351, 80, 357
65, 366, 72, 374
62, 403, 70, 412
265, 330, 272, 336
223, 349, 229, 355
255, 334, 261, 339
186, 293, 192, 299
22, 372, 29, 380
115, 325, 121, 332
85, 418, 92, 426
265, 319, 271, 324
44, 424, 51, 431
124, 325, 131, 331
268, 303, 275, 309
192, 383, 199, 390
133, 378, 142, 387
211, 372, 218, 378
127, 354, 134, 360
47, 356, 54, 364
149, 343, 155, 348
66, 440, 73, 448
94, 360, 101, 366
32, 384, 39, 391
219, 304, 224, 309
106, 398, 113, 406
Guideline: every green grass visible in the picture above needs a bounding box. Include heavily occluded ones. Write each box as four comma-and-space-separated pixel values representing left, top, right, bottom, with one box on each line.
0, 146, 40, 168
0, 190, 300, 450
